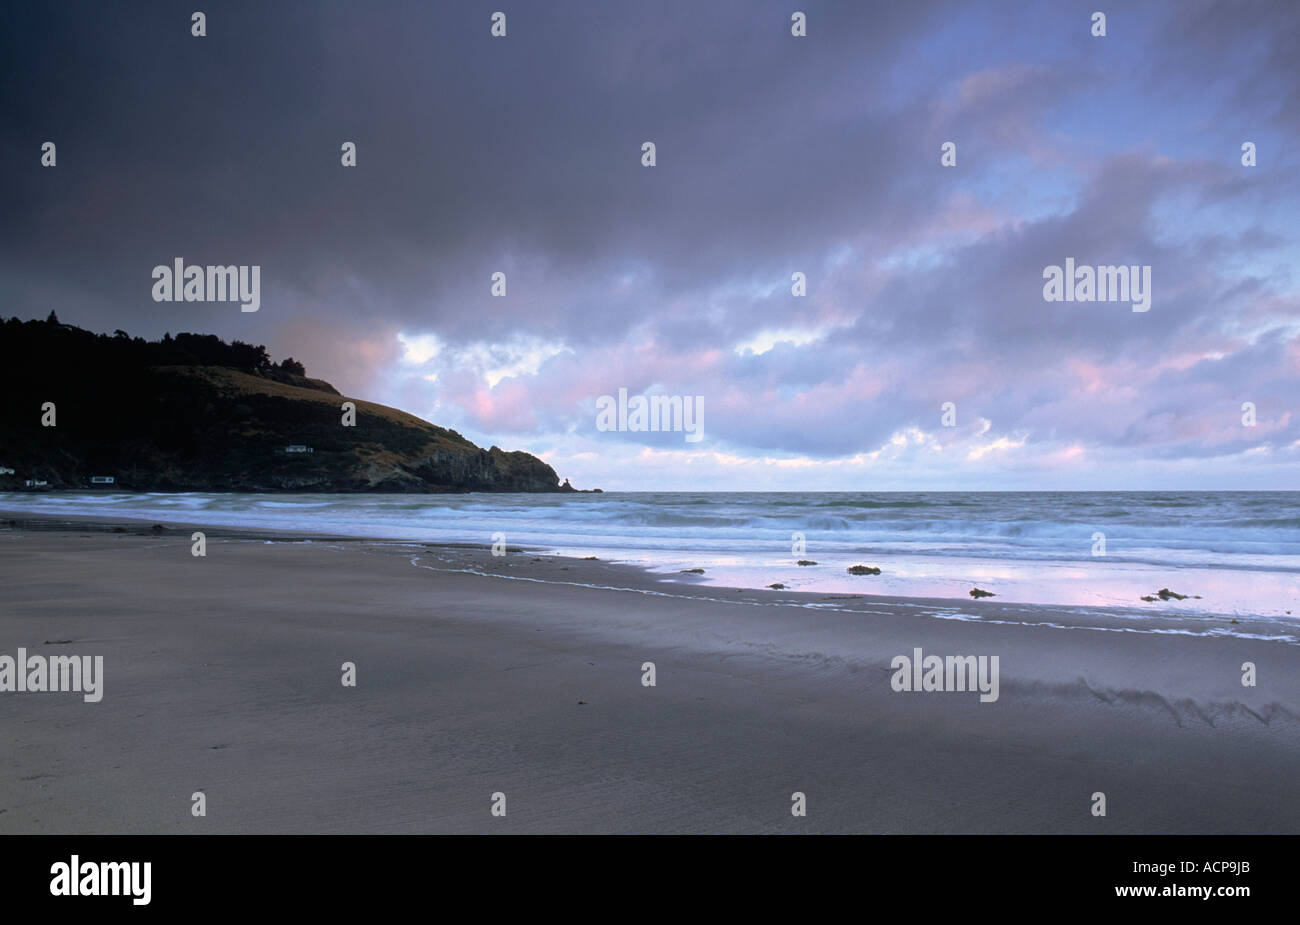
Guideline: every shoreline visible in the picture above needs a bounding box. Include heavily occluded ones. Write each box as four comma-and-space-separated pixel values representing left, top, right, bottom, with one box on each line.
4, 491, 1296, 622
3, 508, 1292, 645
2, 518, 1299, 833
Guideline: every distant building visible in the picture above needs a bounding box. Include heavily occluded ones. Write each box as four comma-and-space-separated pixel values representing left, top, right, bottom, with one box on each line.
90, 476, 115, 484
0, 466, 14, 475
25, 479, 48, 487
284, 444, 314, 453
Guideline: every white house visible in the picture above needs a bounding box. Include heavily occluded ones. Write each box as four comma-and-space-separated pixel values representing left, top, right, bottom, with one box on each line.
25, 479, 48, 487
0, 466, 14, 475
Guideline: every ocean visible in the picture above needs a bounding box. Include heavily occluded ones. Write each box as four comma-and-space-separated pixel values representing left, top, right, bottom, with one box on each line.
4, 490, 1297, 621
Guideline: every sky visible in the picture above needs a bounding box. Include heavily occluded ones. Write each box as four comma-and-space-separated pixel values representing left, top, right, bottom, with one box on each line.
2, 0, 1298, 490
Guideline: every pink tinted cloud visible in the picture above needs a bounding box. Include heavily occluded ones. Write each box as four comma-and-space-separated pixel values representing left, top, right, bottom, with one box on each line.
270, 315, 402, 397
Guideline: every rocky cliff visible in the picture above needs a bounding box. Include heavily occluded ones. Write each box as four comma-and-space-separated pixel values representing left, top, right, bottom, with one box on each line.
0, 316, 578, 493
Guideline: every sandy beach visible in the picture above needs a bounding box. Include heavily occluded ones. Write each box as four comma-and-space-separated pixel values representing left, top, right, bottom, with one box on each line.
1, 514, 1298, 834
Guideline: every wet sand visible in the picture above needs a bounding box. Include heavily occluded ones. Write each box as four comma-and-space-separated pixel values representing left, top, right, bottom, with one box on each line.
1, 516, 1298, 833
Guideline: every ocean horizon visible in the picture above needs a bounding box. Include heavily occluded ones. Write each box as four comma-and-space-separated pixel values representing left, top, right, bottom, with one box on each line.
7, 489, 1297, 621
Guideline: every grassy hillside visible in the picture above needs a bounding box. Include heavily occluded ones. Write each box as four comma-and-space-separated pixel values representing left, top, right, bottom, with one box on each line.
0, 316, 572, 493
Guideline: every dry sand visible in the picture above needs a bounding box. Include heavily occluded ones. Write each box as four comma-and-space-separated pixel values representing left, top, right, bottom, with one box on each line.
1, 516, 1297, 833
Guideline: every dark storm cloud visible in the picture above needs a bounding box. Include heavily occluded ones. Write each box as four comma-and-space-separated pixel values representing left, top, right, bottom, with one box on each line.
2, 0, 937, 340
2, 0, 1298, 486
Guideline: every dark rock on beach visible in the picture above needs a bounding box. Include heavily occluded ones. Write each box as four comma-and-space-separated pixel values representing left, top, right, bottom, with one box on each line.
1142, 588, 1201, 603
